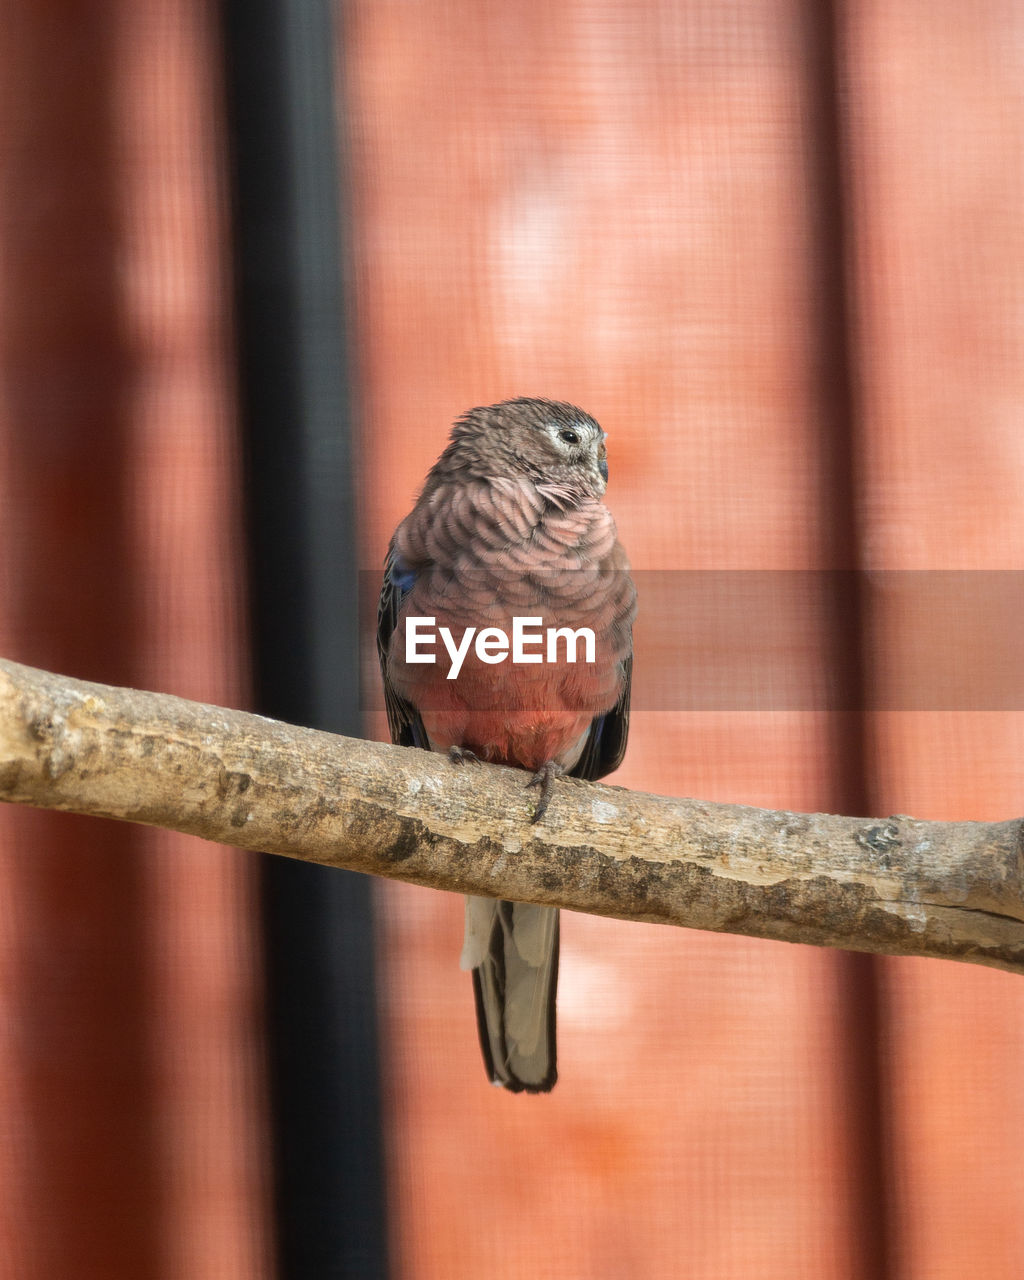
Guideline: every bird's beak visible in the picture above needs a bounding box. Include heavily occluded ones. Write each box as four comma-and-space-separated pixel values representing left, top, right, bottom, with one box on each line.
598, 439, 608, 483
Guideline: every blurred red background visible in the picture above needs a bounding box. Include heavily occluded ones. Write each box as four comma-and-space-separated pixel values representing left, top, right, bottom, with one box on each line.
2, 0, 1024, 1276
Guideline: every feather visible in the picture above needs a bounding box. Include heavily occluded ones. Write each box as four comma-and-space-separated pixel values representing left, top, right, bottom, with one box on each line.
377, 399, 635, 1092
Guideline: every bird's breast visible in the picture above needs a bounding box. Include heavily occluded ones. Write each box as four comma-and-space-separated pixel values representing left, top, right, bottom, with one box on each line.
387, 479, 635, 766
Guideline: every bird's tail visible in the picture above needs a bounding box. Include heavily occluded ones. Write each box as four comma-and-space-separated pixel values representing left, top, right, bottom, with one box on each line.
461, 897, 559, 1092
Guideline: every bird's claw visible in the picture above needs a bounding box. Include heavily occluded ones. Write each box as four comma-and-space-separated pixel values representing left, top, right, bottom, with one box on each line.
527, 761, 566, 823
448, 746, 481, 766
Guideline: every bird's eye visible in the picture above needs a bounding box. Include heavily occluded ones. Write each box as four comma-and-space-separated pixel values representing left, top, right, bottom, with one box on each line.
558, 428, 580, 445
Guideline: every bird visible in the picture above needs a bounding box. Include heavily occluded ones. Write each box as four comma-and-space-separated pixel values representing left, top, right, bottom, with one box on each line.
377, 398, 635, 1092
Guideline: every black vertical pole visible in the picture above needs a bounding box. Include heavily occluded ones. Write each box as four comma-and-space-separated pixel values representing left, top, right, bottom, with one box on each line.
219, 1, 389, 1276
802, 2, 891, 1277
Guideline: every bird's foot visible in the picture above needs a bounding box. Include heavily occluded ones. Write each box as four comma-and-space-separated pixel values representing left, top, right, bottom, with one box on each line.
448, 745, 481, 766
527, 760, 566, 823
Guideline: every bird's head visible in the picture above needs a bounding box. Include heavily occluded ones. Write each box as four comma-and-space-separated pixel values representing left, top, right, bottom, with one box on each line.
439, 398, 610, 499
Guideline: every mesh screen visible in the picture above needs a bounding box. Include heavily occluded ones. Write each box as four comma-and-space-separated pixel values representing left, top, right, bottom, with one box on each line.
350, 1, 1024, 1277
0, 0, 1022, 1276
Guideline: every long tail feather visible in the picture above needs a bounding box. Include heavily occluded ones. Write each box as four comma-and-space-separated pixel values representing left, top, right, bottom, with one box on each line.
462, 896, 559, 1092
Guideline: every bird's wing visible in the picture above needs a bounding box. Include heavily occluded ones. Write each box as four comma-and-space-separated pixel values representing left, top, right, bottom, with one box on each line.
569, 651, 632, 783
377, 543, 429, 750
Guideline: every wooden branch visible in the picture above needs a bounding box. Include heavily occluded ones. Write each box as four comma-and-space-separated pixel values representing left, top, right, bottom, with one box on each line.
1, 656, 1022, 972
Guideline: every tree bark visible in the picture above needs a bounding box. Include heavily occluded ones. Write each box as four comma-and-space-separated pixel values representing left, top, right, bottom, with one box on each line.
1, 656, 1022, 972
